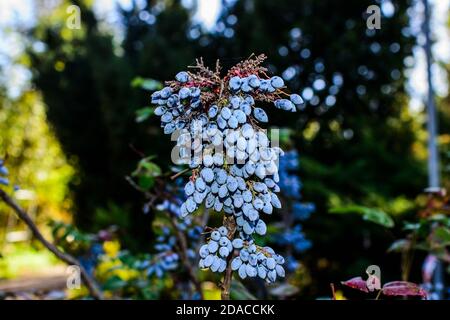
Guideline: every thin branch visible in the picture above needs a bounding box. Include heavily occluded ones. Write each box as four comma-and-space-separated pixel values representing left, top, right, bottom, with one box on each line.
330, 283, 336, 300
170, 168, 191, 180
0, 188, 103, 300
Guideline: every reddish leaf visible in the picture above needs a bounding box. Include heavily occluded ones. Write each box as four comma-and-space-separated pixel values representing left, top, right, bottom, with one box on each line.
341, 277, 369, 293
382, 281, 427, 298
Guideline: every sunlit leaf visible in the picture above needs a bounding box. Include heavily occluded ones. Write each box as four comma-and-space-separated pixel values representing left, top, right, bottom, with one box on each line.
362, 208, 394, 228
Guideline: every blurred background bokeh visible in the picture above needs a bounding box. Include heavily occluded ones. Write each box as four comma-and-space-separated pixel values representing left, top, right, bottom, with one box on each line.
0, 0, 449, 299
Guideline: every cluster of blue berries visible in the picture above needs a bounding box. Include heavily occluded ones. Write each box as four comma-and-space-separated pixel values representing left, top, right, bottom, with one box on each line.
152, 80, 201, 135
199, 226, 231, 273
230, 243, 285, 282
150, 58, 306, 283
0, 159, 9, 186
228, 75, 303, 112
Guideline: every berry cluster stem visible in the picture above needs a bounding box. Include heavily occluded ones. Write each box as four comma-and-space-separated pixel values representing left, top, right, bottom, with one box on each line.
221, 214, 237, 300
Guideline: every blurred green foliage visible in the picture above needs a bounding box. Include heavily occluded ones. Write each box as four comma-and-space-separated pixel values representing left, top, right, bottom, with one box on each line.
0, 90, 74, 207
0, 89, 74, 255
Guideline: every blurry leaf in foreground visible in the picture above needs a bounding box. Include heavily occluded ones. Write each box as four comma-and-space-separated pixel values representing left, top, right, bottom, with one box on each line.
268, 282, 299, 298
230, 281, 256, 300
330, 205, 394, 228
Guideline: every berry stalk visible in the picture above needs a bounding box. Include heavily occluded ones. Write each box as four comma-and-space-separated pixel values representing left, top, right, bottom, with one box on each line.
221, 214, 237, 300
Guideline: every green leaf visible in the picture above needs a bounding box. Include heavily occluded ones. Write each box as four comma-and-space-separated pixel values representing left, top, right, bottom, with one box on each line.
434, 226, 450, 245
131, 77, 163, 91
135, 107, 154, 123
138, 175, 155, 190
140, 161, 161, 175
133, 157, 161, 179
362, 208, 394, 228
330, 205, 394, 228
329, 205, 368, 215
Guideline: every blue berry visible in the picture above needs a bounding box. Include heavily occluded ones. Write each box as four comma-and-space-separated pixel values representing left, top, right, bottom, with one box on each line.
211, 230, 221, 241
201, 167, 214, 182
184, 181, 195, 196
274, 99, 295, 112
232, 238, 244, 249
208, 105, 218, 118
253, 108, 268, 123
248, 75, 261, 88
238, 264, 247, 279
290, 93, 304, 107
219, 247, 230, 258
231, 257, 243, 270
207, 240, 219, 253
179, 87, 191, 99
175, 71, 189, 83
270, 76, 284, 89
220, 107, 232, 120
229, 76, 242, 91
218, 226, 228, 236
266, 257, 276, 270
